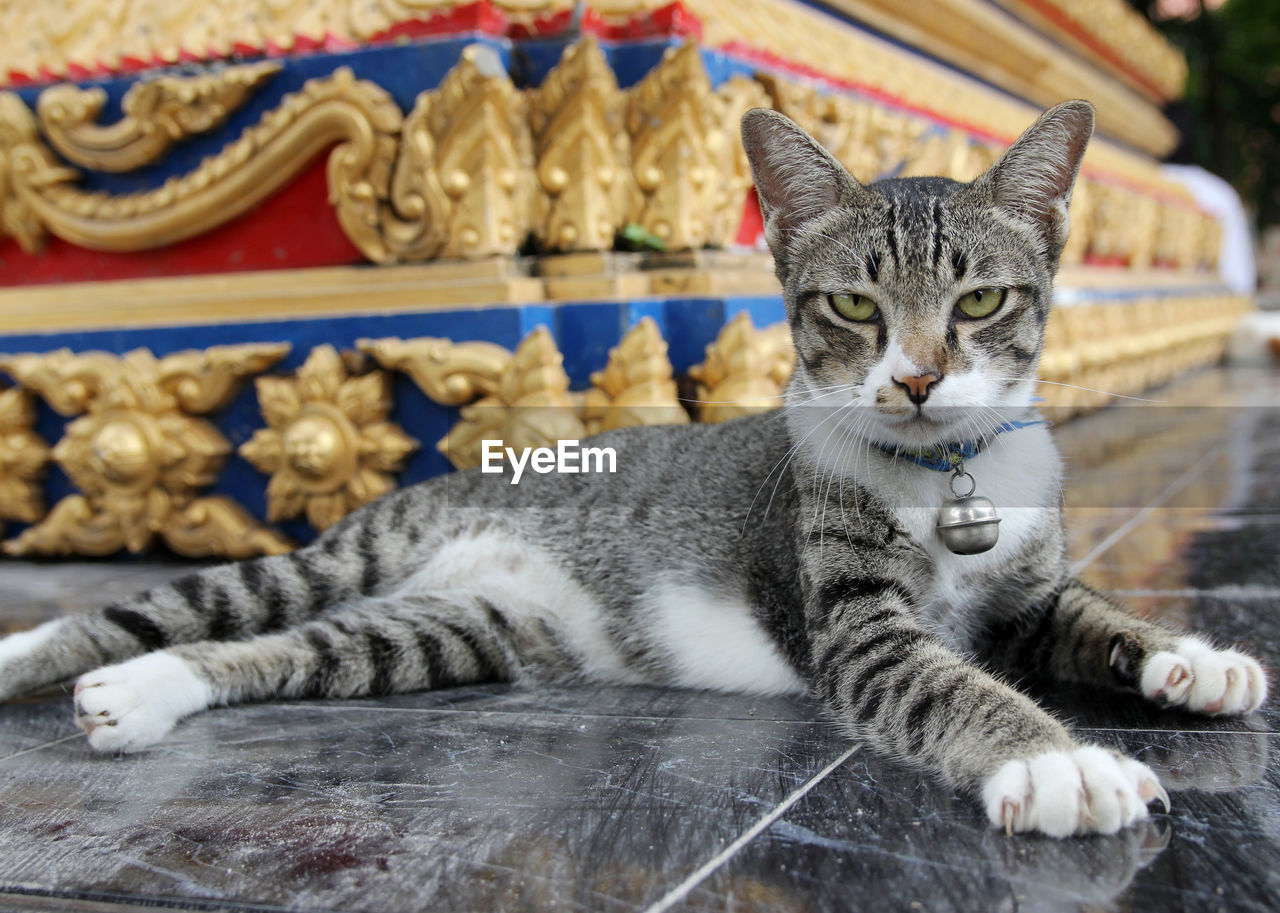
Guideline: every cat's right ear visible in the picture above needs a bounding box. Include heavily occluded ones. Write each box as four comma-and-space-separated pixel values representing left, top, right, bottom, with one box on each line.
741, 109, 861, 248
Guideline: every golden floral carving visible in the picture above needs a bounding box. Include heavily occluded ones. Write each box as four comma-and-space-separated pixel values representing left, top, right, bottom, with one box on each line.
689, 312, 794, 423
580, 317, 689, 435
240, 345, 418, 532
0, 344, 291, 558
531, 38, 637, 253
437, 327, 587, 471
0, 385, 50, 534
357, 336, 512, 406
36, 61, 281, 172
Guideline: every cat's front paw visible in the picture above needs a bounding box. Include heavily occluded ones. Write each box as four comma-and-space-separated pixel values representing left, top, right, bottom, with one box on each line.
73, 653, 212, 753
983, 746, 1168, 838
1140, 637, 1267, 715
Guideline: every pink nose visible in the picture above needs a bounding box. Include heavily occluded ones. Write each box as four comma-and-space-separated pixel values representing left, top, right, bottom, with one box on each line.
893, 373, 941, 405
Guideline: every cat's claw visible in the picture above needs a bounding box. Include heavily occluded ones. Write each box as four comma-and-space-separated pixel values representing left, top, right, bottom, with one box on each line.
983, 747, 1166, 837
1141, 637, 1267, 716
73, 653, 212, 753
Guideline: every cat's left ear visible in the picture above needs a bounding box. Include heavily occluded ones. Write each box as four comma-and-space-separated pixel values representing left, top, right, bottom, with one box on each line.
970, 100, 1095, 262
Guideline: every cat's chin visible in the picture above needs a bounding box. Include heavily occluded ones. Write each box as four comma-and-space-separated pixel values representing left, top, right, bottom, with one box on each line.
868, 413, 969, 449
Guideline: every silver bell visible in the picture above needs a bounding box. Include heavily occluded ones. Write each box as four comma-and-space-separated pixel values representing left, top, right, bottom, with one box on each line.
936, 495, 1001, 554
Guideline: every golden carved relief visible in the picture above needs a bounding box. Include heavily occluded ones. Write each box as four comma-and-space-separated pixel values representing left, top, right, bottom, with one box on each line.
626, 42, 744, 250
240, 345, 419, 532
531, 38, 637, 253
580, 317, 689, 435
0, 386, 50, 534
0, 344, 291, 558
689, 312, 794, 424
357, 335, 513, 406
429, 46, 535, 258
0, 67, 406, 258
437, 327, 587, 471
36, 61, 281, 172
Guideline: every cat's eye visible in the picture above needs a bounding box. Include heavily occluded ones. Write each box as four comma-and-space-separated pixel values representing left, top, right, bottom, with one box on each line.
828, 293, 878, 322
955, 287, 1006, 319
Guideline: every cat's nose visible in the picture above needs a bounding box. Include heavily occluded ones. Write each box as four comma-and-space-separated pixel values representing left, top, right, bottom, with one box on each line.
893, 373, 942, 405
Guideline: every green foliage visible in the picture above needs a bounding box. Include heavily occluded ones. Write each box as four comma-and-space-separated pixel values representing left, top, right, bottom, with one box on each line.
1145, 0, 1280, 226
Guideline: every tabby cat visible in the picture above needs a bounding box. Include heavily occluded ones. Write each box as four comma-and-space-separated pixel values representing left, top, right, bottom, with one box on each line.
0, 101, 1266, 838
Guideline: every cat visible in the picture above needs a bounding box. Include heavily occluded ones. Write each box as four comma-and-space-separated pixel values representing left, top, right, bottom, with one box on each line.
0, 101, 1266, 839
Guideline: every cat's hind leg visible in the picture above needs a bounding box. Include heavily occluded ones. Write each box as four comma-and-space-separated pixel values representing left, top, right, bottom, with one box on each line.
989, 579, 1268, 716
72, 593, 516, 752
0, 488, 429, 702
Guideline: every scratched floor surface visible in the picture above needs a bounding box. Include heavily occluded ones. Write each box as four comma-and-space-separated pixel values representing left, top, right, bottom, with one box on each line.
0, 366, 1278, 912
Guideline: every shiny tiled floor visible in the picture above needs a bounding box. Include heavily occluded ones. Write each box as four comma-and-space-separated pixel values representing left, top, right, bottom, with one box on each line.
1, 367, 1278, 912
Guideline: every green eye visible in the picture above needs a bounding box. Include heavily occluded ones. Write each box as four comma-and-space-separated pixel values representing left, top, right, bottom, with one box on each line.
955, 287, 1006, 319
828, 293, 878, 322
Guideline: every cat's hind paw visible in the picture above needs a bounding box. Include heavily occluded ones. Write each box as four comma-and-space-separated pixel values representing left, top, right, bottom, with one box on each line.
983, 747, 1168, 838
1141, 637, 1267, 716
73, 653, 212, 753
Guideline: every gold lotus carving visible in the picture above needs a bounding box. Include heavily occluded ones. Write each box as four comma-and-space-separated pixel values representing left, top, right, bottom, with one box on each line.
36, 61, 281, 172
0, 385, 50, 535
0, 344, 292, 558
240, 345, 419, 532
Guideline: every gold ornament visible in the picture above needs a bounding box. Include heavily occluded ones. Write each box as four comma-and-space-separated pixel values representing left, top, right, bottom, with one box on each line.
0, 344, 291, 558
531, 38, 637, 253
690, 312, 795, 423
580, 317, 690, 435
240, 345, 419, 532
625, 41, 730, 250
437, 327, 586, 471
0, 385, 50, 534
36, 61, 281, 172
357, 336, 513, 406
429, 46, 535, 258
0, 66, 444, 263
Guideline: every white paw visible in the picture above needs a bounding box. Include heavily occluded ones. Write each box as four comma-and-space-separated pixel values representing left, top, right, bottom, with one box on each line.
1141, 637, 1268, 716
983, 746, 1168, 837
73, 653, 212, 753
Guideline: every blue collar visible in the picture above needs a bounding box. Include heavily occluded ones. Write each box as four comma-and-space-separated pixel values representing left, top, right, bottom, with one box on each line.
873, 419, 1047, 472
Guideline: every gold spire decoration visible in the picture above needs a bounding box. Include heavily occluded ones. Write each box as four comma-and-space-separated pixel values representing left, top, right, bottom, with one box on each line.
0, 385, 50, 536
580, 317, 689, 435
689, 312, 795, 423
625, 41, 742, 250
428, 46, 535, 258
239, 345, 419, 532
530, 38, 637, 253
437, 327, 587, 471
0, 344, 292, 558
35, 61, 281, 172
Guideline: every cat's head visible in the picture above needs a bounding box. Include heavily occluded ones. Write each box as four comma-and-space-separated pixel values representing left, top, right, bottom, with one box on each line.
741, 101, 1094, 449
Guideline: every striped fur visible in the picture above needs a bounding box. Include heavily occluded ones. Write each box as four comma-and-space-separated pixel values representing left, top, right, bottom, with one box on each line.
0, 102, 1266, 836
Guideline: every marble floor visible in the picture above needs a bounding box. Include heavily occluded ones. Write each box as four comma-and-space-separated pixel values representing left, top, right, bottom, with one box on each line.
1, 367, 1278, 912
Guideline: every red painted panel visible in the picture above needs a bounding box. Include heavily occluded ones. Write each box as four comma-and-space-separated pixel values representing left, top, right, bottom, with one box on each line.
0, 158, 363, 288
